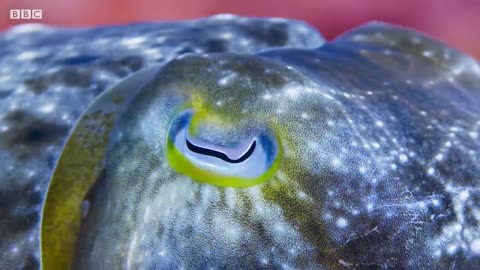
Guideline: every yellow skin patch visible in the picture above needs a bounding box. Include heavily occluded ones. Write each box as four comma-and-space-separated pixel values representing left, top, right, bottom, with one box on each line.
40, 65, 164, 270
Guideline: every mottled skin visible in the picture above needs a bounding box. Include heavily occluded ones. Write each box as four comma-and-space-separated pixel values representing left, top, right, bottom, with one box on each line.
0, 15, 323, 269
63, 24, 480, 269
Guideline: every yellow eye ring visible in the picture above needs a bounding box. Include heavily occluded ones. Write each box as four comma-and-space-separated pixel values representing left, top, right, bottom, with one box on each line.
165, 108, 282, 188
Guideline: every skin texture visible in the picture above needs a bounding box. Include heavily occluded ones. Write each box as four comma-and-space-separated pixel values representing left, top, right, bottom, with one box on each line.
45, 23, 480, 268
0, 15, 323, 269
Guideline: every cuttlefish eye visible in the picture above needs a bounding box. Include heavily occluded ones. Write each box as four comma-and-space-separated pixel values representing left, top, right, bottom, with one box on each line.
166, 109, 281, 187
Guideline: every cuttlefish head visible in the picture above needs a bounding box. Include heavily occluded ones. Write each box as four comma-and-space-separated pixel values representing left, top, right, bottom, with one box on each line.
107, 53, 322, 189
43, 52, 343, 269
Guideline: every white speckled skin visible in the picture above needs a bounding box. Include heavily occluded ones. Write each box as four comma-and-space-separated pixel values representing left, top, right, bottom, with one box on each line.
0, 15, 323, 269
74, 23, 480, 268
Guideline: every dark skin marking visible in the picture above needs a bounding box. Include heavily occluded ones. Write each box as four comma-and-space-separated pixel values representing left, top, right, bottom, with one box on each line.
186, 139, 256, 164
1, 110, 69, 155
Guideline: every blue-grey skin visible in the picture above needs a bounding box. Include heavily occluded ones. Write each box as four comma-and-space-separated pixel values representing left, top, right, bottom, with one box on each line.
1, 16, 480, 270
73, 23, 480, 268
0, 15, 323, 270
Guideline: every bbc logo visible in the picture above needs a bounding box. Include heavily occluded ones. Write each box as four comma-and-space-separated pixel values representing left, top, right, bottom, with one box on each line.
10, 9, 43, 19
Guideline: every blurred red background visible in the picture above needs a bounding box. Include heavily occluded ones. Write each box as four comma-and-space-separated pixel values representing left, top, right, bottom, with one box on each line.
1, 0, 479, 59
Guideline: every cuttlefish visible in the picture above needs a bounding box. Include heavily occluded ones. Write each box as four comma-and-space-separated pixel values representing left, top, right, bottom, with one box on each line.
41, 19, 480, 269
0, 15, 322, 269
2, 15, 480, 270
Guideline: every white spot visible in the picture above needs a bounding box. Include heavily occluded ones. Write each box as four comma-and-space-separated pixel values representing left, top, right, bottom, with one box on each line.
10, 245, 19, 255
336, 217, 348, 228
285, 87, 299, 98
18, 51, 39, 61
218, 73, 236, 86
435, 154, 443, 161
240, 39, 250, 46
471, 239, 480, 254
28, 170, 36, 178
331, 158, 341, 168
399, 154, 408, 163
263, 93, 272, 100
352, 34, 367, 41
213, 14, 237, 20
372, 142, 380, 149
221, 32, 233, 39
39, 103, 55, 113
458, 190, 469, 201
297, 191, 307, 199
274, 223, 286, 233
301, 113, 309, 119
321, 93, 335, 100
423, 50, 433, 57
359, 166, 366, 173
146, 48, 163, 58
375, 121, 384, 127
427, 167, 435, 175
450, 126, 459, 132
447, 244, 457, 254
158, 249, 166, 257
469, 131, 478, 140
0, 75, 11, 83
122, 36, 146, 48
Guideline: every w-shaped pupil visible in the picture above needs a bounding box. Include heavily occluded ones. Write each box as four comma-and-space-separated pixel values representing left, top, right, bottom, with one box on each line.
186, 139, 256, 164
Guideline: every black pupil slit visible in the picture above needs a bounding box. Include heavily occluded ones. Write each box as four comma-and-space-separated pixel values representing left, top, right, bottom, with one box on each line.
186, 139, 256, 163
